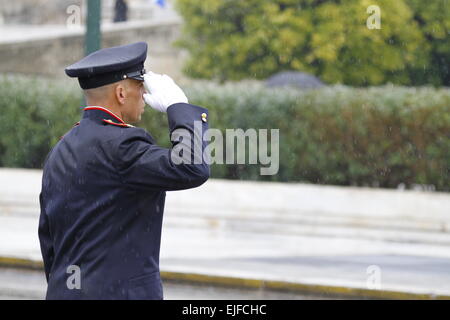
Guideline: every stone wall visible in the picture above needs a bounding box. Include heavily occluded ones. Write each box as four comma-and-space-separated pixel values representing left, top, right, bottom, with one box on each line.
0, 20, 187, 82
0, 0, 83, 25
0, 0, 179, 25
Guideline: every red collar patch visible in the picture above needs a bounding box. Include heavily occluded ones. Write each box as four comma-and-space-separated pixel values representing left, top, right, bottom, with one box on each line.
84, 106, 126, 124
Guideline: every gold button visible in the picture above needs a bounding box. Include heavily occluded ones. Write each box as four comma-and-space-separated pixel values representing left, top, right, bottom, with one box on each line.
201, 113, 207, 122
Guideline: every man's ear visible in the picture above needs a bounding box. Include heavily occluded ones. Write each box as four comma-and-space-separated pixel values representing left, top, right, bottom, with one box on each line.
115, 83, 127, 105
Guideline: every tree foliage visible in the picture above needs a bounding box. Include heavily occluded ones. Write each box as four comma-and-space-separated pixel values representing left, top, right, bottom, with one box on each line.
405, 0, 450, 86
175, 0, 449, 86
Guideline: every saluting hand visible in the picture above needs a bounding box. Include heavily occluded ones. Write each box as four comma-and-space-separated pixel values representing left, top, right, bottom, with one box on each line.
143, 72, 188, 112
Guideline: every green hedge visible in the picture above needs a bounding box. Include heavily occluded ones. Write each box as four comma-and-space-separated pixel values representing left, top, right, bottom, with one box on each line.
0, 75, 449, 191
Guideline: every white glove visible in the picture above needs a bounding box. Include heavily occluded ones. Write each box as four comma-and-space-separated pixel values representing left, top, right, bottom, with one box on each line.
143, 71, 188, 112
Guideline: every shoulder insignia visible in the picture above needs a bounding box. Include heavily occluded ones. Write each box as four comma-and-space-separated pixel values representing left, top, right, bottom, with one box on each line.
60, 121, 80, 140
103, 119, 134, 128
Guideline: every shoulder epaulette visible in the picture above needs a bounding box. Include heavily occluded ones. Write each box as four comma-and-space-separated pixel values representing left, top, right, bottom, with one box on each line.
60, 121, 80, 140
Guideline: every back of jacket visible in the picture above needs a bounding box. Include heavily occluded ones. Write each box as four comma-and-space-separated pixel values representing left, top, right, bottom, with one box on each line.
38, 104, 209, 299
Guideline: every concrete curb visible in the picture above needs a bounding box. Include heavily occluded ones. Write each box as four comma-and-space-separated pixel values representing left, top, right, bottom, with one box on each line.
1, 256, 449, 300
0, 256, 43, 270
160, 271, 450, 300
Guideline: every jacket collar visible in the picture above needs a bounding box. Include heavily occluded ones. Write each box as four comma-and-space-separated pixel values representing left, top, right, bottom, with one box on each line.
82, 106, 126, 124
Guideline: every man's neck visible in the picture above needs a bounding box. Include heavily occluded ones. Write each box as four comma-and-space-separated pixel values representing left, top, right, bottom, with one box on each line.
86, 102, 123, 121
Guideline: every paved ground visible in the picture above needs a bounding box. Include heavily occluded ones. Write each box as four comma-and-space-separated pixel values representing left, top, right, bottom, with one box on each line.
162, 228, 450, 297
0, 267, 334, 300
1, 169, 450, 299
2, 219, 450, 298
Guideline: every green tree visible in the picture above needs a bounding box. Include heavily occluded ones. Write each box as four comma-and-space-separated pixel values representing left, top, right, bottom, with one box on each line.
406, 0, 450, 86
175, 0, 432, 86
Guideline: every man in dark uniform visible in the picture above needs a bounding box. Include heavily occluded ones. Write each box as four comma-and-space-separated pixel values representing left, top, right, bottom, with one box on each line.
38, 42, 209, 299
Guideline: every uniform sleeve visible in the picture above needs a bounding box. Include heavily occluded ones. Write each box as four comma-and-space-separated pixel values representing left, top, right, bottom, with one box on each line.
115, 103, 210, 191
38, 192, 54, 282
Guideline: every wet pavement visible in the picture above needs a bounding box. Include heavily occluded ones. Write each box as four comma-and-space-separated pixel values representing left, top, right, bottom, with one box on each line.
1, 169, 450, 299
0, 267, 335, 300
2, 221, 450, 298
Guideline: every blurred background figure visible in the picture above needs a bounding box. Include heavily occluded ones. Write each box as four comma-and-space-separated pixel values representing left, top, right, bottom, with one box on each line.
113, 0, 128, 23
154, 0, 166, 8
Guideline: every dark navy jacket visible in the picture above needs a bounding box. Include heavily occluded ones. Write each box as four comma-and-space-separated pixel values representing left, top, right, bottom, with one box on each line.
38, 103, 209, 300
